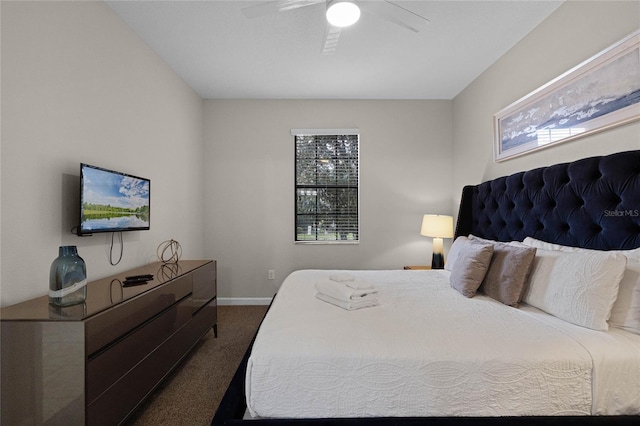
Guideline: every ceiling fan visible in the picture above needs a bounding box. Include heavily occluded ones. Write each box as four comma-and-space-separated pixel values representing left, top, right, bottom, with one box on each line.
241, 0, 430, 54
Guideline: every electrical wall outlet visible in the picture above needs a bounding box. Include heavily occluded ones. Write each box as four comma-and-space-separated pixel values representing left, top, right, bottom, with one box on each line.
268, 270, 275, 280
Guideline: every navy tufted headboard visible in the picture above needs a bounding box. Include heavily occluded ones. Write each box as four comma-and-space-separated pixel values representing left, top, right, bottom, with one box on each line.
455, 150, 640, 250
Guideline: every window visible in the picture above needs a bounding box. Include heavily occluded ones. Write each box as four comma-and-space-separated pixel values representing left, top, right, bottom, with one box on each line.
293, 129, 359, 243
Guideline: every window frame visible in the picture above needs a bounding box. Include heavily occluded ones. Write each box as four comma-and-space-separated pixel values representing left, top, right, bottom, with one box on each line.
292, 129, 360, 244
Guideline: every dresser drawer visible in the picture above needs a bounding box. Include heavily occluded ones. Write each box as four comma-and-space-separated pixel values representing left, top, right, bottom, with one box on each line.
191, 261, 216, 311
85, 274, 192, 355
86, 295, 192, 404
87, 304, 214, 426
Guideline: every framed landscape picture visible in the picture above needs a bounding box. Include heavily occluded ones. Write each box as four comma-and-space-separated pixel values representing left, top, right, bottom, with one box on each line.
494, 30, 640, 162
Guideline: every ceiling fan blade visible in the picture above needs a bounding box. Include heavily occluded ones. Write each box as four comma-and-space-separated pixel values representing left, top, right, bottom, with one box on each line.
241, 0, 325, 19
359, 0, 430, 33
321, 24, 342, 55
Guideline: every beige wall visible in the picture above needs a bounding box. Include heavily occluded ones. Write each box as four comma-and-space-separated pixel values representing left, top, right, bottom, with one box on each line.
1, 1, 204, 306
3, 1, 639, 305
203, 100, 453, 300
452, 0, 640, 216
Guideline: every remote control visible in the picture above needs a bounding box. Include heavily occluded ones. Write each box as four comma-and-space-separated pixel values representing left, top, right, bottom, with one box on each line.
123, 278, 149, 287
125, 274, 154, 280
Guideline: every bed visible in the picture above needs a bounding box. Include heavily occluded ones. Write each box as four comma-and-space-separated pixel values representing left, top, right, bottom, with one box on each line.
212, 150, 640, 425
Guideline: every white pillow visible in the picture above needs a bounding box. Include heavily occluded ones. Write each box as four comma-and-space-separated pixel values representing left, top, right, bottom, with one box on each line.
523, 237, 640, 334
444, 236, 469, 272
522, 237, 566, 251
609, 257, 640, 334
523, 237, 640, 259
521, 247, 627, 331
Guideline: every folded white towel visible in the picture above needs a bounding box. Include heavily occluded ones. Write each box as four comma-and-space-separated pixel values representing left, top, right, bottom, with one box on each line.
315, 280, 377, 302
328, 273, 373, 289
329, 273, 355, 282
345, 280, 374, 290
315, 292, 379, 311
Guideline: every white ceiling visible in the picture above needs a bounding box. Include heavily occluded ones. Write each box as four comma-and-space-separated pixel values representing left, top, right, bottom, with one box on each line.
106, 0, 563, 99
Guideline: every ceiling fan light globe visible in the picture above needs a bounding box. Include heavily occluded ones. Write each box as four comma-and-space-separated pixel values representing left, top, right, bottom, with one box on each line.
326, 1, 360, 27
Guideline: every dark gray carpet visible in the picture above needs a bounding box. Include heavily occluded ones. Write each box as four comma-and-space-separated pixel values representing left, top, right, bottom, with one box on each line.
126, 305, 268, 426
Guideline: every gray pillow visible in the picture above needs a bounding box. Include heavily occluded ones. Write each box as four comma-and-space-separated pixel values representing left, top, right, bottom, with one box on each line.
479, 242, 537, 307
444, 236, 469, 272
449, 240, 494, 297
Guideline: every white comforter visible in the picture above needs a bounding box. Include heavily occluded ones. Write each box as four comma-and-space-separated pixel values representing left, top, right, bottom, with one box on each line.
246, 270, 640, 418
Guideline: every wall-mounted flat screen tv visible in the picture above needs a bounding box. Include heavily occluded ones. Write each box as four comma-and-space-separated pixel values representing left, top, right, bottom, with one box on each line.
79, 163, 150, 235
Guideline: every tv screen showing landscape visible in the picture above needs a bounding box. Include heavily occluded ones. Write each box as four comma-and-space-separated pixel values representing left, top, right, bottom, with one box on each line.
80, 164, 150, 235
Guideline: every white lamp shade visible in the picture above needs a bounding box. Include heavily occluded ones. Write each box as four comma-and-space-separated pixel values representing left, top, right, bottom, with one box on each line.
420, 214, 454, 238
326, 0, 361, 27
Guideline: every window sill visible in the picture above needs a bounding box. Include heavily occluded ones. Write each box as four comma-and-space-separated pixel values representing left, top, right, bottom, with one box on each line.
294, 241, 360, 245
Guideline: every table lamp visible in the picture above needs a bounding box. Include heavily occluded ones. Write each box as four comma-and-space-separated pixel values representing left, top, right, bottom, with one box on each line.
420, 214, 454, 269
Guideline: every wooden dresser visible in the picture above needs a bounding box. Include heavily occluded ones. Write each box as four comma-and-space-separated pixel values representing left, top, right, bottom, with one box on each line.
0, 260, 217, 426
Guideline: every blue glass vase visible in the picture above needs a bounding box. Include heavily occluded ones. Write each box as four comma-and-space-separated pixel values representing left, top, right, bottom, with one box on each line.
49, 246, 87, 307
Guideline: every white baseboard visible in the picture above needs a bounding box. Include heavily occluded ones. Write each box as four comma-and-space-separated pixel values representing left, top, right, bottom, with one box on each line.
218, 297, 273, 306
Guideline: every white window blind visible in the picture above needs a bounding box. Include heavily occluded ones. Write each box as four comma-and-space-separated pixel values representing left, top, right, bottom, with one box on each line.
294, 130, 359, 243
